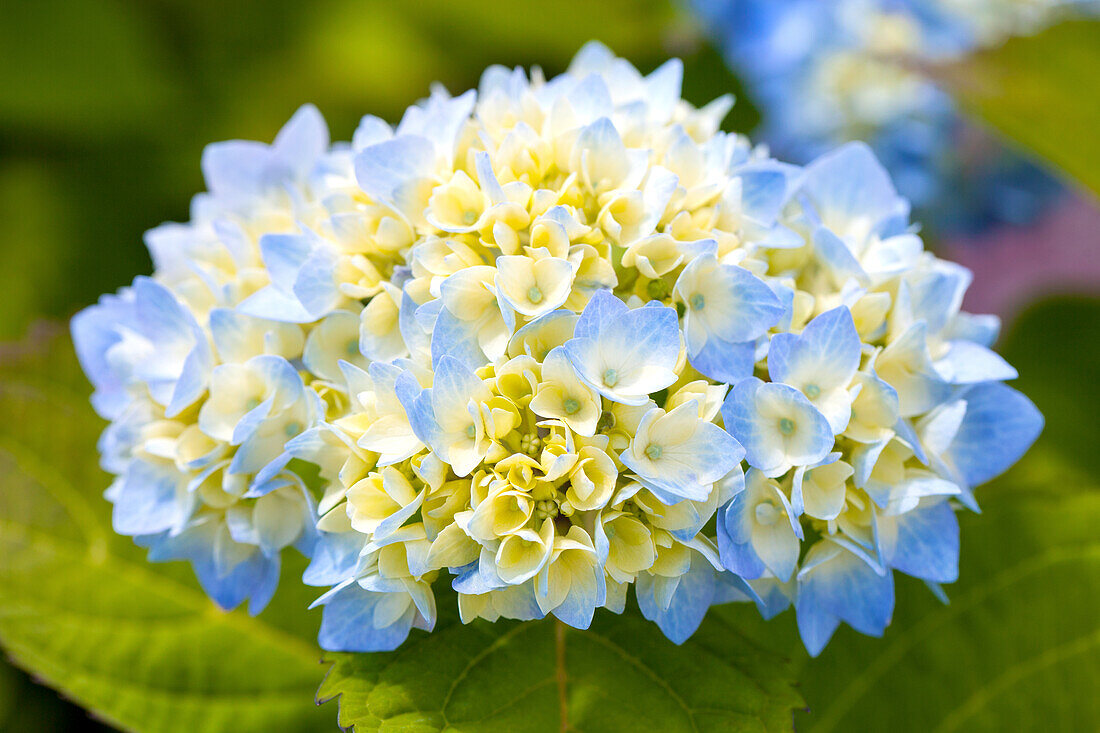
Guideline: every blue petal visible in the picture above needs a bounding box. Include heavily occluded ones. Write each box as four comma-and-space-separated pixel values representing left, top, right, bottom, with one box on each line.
688, 336, 756, 385
888, 501, 959, 583
237, 285, 314, 323
947, 382, 1043, 486
270, 104, 330, 178
800, 142, 908, 233
318, 584, 417, 652
813, 226, 866, 283
934, 340, 1018, 384
906, 261, 971, 335
395, 371, 438, 448
717, 500, 766, 580
303, 532, 368, 586
452, 554, 507, 594
431, 306, 487, 372
111, 461, 187, 537
565, 74, 614, 124
737, 163, 791, 224
795, 601, 842, 658
167, 339, 213, 418
692, 260, 785, 343
745, 577, 793, 620
260, 233, 312, 293
769, 306, 861, 386
721, 378, 832, 475
797, 540, 894, 641
551, 577, 598, 630
144, 522, 280, 614
398, 290, 431, 357
200, 140, 269, 201
711, 571, 764, 607
565, 300, 680, 403
353, 135, 436, 207
293, 248, 342, 318
353, 115, 392, 149
573, 289, 628, 339
636, 554, 717, 644
71, 292, 134, 419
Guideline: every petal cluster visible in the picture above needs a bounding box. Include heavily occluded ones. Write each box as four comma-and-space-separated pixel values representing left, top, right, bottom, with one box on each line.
72, 43, 1041, 655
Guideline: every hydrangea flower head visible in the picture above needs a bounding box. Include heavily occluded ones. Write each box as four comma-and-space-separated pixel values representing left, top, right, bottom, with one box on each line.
73, 42, 1041, 655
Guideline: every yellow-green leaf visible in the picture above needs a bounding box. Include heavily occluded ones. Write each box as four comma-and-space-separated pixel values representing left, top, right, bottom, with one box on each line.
935, 20, 1100, 195
0, 326, 330, 733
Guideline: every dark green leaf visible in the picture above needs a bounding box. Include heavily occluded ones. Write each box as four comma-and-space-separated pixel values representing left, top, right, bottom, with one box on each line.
320, 599, 802, 732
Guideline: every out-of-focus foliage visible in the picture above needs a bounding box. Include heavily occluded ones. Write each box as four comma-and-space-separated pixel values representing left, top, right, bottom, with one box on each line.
0, 0, 175, 134
0, 0, 695, 339
785, 297, 1100, 731
998, 299, 1100, 474
937, 20, 1100, 196
321, 602, 802, 732
0, 327, 332, 732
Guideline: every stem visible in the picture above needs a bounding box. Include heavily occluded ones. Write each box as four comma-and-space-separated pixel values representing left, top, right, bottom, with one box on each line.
555, 619, 569, 733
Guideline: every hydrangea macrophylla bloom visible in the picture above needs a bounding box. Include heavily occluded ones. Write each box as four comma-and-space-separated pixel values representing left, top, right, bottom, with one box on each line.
73, 42, 1041, 655
689, 0, 1094, 234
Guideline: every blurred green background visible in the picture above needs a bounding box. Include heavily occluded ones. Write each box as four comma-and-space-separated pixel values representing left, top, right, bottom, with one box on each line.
0, 0, 762, 341
1, 1, 1097, 731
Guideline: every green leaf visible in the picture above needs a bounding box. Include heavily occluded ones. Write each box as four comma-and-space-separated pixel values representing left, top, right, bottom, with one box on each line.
996, 297, 1100, 475
935, 20, 1100, 195
320, 599, 802, 732
0, 325, 330, 733
791, 297, 1100, 731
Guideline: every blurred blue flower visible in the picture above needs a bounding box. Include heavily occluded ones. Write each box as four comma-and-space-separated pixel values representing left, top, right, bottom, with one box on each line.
689, 0, 1090, 234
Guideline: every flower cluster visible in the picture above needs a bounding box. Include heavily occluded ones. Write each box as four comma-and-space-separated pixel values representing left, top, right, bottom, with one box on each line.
72, 43, 1042, 655
689, 0, 1092, 234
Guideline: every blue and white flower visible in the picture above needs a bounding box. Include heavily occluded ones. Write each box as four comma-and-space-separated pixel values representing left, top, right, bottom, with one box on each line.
72, 42, 1043, 655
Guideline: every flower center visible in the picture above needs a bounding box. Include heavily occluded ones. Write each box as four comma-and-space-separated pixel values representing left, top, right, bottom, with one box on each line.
646, 278, 669, 300
645, 444, 663, 461
346, 340, 360, 356
534, 499, 559, 520
689, 293, 705, 311
245, 398, 261, 410
755, 501, 780, 525
519, 433, 541, 455
464, 424, 476, 439
563, 397, 580, 415
463, 210, 478, 225
284, 422, 301, 437
779, 418, 795, 435
527, 286, 543, 304
597, 410, 616, 432
805, 383, 821, 399
602, 368, 619, 387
